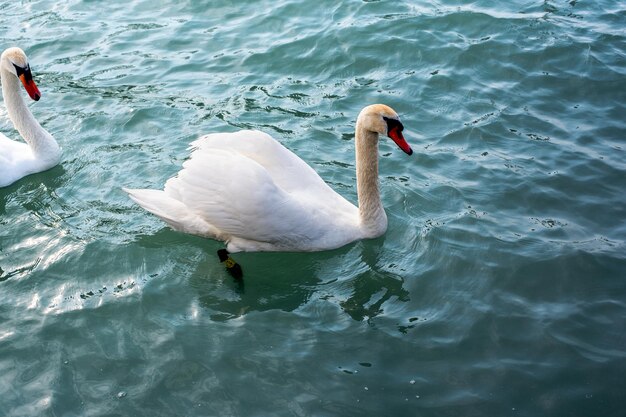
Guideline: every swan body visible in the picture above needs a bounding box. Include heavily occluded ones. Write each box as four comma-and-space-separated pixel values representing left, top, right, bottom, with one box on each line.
125, 104, 412, 253
0, 47, 60, 188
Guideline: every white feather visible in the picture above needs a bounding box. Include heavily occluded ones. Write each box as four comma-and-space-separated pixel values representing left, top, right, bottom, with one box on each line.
0, 47, 60, 188
124, 104, 412, 253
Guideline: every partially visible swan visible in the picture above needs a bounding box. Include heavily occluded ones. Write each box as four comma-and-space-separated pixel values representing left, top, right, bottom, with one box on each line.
124, 104, 412, 254
0, 47, 60, 188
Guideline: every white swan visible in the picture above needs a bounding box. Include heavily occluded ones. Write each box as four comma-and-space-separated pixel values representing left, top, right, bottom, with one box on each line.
0, 47, 60, 188
124, 104, 412, 253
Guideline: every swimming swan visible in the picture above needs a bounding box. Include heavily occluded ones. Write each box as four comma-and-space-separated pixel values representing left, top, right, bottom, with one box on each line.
124, 104, 413, 254
0, 47, 60, 188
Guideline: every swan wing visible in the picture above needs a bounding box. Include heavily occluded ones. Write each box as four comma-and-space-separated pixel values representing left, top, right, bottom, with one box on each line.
128, 130, 361, 251
164, 148, 336, 247
190, 130, 332, 195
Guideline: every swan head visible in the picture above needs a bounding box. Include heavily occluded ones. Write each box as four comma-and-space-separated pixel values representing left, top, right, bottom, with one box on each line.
1, 47, 41, 101
357, 104, 413, 155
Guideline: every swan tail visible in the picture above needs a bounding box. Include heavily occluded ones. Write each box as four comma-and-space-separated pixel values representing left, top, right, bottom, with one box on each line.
123, 187, 218, 238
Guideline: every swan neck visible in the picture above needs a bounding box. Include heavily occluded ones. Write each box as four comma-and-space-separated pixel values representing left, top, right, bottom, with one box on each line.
1, 68, 58, 159
355, 121, 387, 237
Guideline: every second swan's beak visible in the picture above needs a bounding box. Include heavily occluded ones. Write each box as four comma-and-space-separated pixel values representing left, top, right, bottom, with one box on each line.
18, 66, 41, 101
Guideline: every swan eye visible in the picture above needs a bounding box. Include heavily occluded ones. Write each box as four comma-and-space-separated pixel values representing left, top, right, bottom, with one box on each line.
12, 63, 29, 77
383, 116, 404, 133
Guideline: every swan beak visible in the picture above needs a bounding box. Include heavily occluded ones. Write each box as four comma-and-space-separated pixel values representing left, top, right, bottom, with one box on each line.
18, 67, 41, 101
388, 126, 413, 155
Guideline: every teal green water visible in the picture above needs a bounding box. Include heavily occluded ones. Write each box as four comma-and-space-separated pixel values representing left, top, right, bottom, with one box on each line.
2, 1, 626, 416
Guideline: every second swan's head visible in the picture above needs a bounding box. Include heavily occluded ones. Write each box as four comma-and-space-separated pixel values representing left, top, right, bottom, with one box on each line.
357, 104, 413, 155
1, 47, 41, 101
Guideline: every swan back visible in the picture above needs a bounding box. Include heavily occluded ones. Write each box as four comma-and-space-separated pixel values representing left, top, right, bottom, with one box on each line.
163, 130, 360, 251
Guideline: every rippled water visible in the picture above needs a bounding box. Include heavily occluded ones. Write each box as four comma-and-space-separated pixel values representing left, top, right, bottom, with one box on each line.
1, 1, 625, 416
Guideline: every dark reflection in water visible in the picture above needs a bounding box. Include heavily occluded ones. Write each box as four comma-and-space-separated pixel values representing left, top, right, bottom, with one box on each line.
174, 237, 412, 322
339, 268, 409, 322
338, 239, 410, 322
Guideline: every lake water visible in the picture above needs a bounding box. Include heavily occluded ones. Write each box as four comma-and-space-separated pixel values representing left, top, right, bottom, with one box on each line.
1, 1, 625, 416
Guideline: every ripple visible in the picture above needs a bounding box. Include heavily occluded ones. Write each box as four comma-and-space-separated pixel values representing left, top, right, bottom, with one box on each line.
1, 1, 625, 416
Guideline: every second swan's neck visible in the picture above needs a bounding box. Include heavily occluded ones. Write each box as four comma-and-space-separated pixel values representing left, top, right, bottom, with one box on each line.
355, 121, 387, 238
1, 68, 59, 162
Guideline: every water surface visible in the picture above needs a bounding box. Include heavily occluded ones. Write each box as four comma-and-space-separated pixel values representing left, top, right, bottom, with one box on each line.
1, 1, 625, 416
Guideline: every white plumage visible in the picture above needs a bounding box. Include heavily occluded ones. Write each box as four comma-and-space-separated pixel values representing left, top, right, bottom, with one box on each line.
0, 47, 60, 188
125, 104, 412, 253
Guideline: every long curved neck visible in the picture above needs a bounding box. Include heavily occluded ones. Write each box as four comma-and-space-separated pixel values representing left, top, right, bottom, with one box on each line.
1, 67, 59, 160
355, 120, 387, 238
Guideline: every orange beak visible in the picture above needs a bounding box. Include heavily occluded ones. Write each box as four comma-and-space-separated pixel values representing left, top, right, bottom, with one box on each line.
388, 125, 413, 155
19, 67, 41, 101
